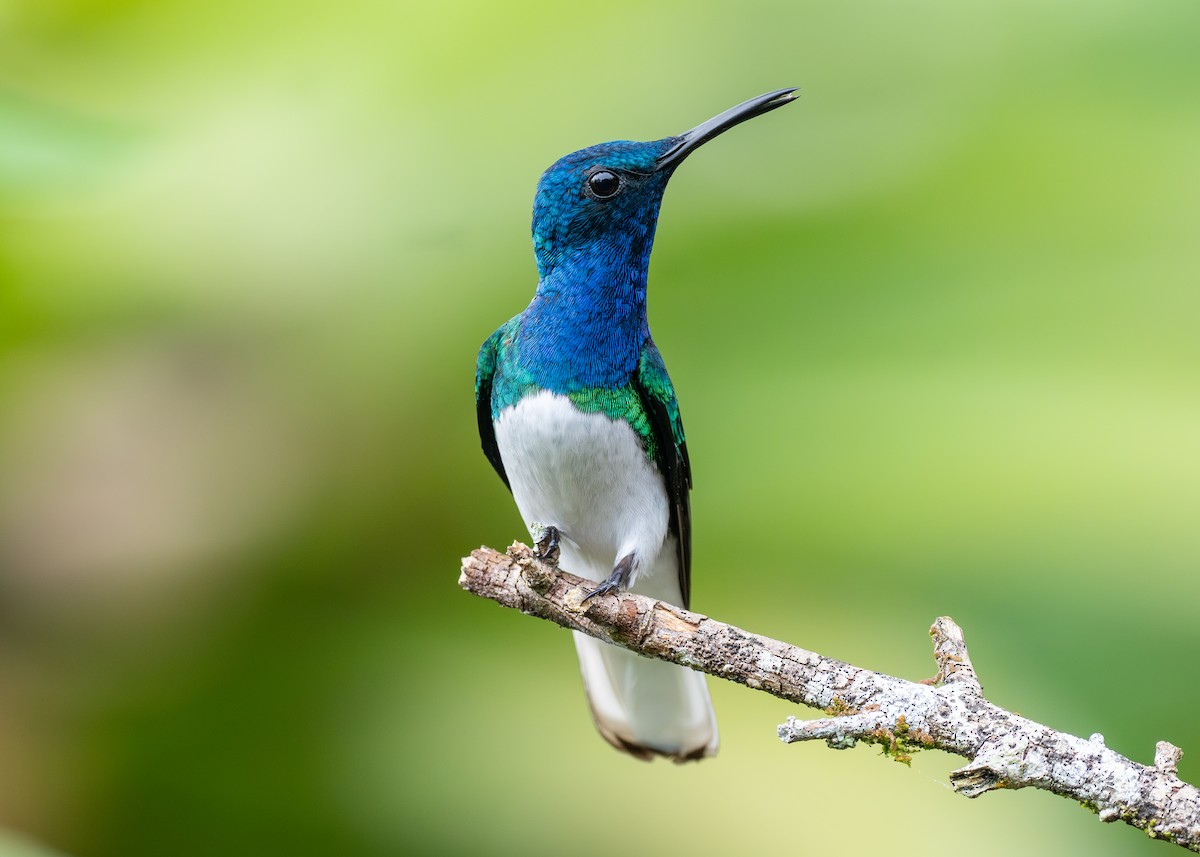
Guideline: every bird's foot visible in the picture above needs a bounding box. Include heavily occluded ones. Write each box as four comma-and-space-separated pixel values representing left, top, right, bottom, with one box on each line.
582, 554, 634, 602
582, 575, 622, 602
531, 523, 561, 566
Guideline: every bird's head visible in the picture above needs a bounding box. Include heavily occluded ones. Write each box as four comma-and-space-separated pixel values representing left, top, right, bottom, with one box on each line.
531, 89, 798, 280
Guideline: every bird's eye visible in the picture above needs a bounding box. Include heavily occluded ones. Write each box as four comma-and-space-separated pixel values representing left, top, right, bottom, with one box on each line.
587, 170, 621, 199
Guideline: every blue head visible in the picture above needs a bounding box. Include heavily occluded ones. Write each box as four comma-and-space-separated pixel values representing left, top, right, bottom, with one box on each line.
533, 139, 674, 282
531, 88, 799, 283
519, 89, 797, 391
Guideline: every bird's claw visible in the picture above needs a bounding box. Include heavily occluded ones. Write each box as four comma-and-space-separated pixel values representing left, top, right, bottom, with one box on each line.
582, 555, 633, 602
582, 578, 622, 602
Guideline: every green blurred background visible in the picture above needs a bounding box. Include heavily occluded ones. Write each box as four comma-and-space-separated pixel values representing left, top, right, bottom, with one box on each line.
2, 1, 1198, 855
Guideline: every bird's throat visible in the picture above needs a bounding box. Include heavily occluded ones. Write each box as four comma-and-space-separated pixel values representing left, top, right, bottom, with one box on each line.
520, 254, 650, 392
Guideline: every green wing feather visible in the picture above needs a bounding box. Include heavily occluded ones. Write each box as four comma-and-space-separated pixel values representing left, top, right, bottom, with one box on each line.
475, 325, 510, 489
633, 342, 693, 607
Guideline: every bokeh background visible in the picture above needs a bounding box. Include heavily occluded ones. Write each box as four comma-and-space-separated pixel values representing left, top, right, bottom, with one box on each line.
2, 1, 1198, 855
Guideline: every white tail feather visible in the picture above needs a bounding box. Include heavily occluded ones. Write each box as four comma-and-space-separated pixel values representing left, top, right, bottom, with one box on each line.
573, 631, 718, 761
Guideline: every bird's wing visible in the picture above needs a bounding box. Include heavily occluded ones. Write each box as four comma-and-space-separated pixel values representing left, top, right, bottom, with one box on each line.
634, 341, 693, 607
476, 325, 511, 490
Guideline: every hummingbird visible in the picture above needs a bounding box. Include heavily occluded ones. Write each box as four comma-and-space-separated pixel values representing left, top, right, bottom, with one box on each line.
475, 89, 797, 761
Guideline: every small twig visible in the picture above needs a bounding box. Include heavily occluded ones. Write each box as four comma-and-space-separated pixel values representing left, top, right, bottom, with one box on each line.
460, 542, 1200, 850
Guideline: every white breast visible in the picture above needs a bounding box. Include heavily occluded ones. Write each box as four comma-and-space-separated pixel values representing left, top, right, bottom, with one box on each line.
493, 390, 673, 595
494, 389, 714, 761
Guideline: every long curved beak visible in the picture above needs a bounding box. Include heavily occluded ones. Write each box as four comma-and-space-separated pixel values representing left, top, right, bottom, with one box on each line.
655, 88, 799, 172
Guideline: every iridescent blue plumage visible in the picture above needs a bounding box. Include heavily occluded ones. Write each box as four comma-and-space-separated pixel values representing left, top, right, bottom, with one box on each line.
523, 139, 674, 394
477, 137, 688, 496
475, 89, 797, 762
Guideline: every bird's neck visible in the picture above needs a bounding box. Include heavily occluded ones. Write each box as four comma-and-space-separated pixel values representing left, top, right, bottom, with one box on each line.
520, 239, 652, 392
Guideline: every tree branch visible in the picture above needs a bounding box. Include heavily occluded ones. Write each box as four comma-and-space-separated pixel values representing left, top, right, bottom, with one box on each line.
460, 542, 1200, 850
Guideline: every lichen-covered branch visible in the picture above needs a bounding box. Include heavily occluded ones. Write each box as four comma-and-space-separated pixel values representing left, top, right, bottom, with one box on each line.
460, 542, 1200, 850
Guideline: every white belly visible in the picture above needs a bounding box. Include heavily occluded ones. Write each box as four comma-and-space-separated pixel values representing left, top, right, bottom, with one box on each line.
493, 390, 674, 596
493, 389, 715, 760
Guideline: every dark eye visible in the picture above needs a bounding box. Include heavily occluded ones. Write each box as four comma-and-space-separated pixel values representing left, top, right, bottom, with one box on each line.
587, 170, 621, 199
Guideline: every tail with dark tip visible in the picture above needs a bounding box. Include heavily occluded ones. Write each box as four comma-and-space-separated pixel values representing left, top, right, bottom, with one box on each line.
573, 631, 718, 762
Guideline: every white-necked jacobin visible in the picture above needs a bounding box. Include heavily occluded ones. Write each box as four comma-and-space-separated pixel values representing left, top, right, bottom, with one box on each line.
476, 89, 798, 762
